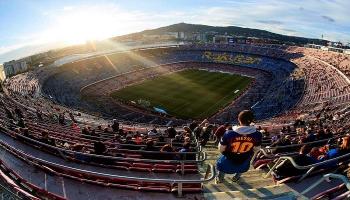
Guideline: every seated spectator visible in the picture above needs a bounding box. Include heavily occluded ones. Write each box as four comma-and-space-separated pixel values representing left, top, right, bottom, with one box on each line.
338, 136, 350, 155
39, 131, 56, 146
58, 113, 65, 125
72, 143, 88, 152
273, 145, 318, 178
324, 128, 333, 138
112, 119, 119, 132
71, 123, 80, 134
17, 118, 26, 128
179, 142, 195, 160
118, 128, 125, 136
20, 128, 34, 139
179, 142, 191, 153
134, 132, 143, 144
14, 107, 24, 119
302, 129, 316, 143
215, 122, 230, 144
183, 126, 192, 134
141, 140, 158, 151
308, 147, 323, 160
109, 134, 121, 147
141, 140, 158, 159
172, 134, 182, 143
125, 135, 136, 145
4, 107, 14, 120
36, 109, 43, 120
81, 126, 89, 136
200, 124, 213, 146
103, 127, 110, 133
193, 125, 202, 139
320, 136, 350, 161
270, 135, 292, 154
316, 129, 332, 141
148, 128, 158, 136
159, 144, 175, 160
71, 143, 91, 162
7, 119, 16, 131
90, 129, 98, 138
122, 135, 139, 150
69, 112, 77, 123
189, 120, 198, 132
93, 141, 107, 155
167, 126, 177, 138
158, 134, 165, 142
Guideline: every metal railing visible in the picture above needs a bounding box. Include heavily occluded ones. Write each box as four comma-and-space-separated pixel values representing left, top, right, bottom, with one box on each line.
253, 133, 346, 161
264, 152, 350, 182
0, 127, 207, 177
0, 183, 22, 200
0, 140, 216, 197
301, 173, 350, 196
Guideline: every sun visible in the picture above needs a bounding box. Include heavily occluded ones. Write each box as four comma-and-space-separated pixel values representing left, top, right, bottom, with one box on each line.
43, 6, 121, 45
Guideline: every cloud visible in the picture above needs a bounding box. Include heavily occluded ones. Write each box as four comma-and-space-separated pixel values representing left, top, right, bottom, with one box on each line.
256, 20, 283, 25
1, 0, 350, 62
281, 28, 297, 33
321, 15, 335, 22
63, 6, 74, 11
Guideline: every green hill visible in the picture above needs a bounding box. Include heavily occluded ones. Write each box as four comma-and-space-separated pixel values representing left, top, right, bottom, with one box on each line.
114, 22, 327, 45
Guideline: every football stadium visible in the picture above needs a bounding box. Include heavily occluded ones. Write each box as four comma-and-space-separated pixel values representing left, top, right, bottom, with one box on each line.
1, 1, 350, 200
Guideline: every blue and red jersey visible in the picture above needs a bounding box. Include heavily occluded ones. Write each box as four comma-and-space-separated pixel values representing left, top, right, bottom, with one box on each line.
220, 126, 262, 163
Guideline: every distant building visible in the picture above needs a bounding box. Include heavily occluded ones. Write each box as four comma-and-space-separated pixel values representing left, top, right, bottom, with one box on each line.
178, 32, 185, 39
213, 35, 246, 44
213, 35, 231, 44
328, 41, 343, 48
305, 44, 323, 49
3, 57, 30, 78
0, 64, 5, 81
328, 47, 345, 53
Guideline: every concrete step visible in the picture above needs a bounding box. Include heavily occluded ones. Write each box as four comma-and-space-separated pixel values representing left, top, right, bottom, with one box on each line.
204, 177, 276, 192
203, 184, 306, 200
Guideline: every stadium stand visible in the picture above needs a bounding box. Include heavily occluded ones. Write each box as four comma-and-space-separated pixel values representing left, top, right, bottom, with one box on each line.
1, 43, 350, 199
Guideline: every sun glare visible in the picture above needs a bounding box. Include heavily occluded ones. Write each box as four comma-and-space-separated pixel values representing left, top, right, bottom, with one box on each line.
44, 6, 121, 45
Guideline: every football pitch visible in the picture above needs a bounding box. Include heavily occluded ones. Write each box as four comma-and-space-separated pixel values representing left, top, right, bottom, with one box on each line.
111, 69, 252, 119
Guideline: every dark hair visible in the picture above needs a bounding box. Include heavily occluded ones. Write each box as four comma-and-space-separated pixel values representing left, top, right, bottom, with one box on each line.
183, 142, 191, 149
146, 140, 154, 147
160, 144, 173, 152
238, 110, 254, 126
94, 141, 106, 155
299, 145, 311, 155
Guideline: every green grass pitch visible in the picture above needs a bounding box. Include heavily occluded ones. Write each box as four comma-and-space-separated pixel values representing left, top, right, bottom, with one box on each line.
110, 69, 253, 119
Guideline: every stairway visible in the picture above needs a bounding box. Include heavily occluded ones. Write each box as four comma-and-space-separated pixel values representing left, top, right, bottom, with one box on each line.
200, 142, 307, 200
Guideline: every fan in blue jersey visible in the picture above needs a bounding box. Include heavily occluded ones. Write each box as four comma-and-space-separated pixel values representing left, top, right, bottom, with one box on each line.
216, 110, 262, 183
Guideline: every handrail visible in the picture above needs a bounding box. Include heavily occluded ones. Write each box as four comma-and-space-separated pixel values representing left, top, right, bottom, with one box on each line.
0, 126, 207, 165
0, 182, 23, 200
265, 134, 343, 150
0, 117, 201, 154
0, 140, 216, 197
252, 134, 345, 161
265, 152, 350, 182
301, 173, 350, 195
9, 119, 201, 149
15, 133, 207, 164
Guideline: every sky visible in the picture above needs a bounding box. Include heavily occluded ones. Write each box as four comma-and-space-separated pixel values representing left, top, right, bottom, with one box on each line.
0, 0, 349, 63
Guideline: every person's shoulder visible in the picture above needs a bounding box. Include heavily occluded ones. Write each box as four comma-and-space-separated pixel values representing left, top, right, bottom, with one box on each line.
224, 130, 237, 136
